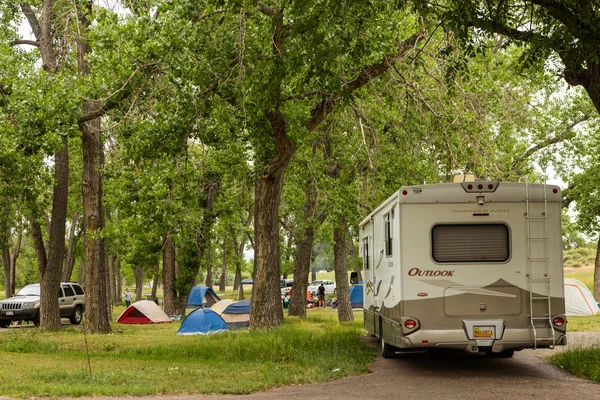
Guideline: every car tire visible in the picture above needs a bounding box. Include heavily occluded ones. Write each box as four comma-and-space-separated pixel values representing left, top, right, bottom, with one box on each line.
333, 288, 337, 295
381, 338, 397, 358
69, 306, 83, 325
0, 319, 9, 328
33, 314, 40, 327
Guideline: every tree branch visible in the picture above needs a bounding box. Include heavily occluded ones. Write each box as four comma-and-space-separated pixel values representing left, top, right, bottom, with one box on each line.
506, 113, 590, 177
257, 3, 275, 16
11, 39, 39, 47
20, 4, 42, 40
306, 31, 425, 132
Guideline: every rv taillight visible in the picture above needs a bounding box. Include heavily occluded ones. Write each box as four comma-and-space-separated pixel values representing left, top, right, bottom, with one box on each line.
488, 184, 493, 190
553, 188, 559, 194
404, 319, 417, 329
552, 317, 565, 327
478, 184, 483, 190
467, 184, 473, 190
402, 190, 408, 196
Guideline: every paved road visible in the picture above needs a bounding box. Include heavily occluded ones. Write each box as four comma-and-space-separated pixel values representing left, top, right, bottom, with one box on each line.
1, 333, 598, 400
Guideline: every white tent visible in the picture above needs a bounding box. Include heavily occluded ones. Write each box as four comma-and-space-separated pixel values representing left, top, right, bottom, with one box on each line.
564, 278, 600, 316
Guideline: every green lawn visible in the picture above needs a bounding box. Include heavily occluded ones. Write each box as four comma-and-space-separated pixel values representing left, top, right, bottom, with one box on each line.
0, 308, 374, 398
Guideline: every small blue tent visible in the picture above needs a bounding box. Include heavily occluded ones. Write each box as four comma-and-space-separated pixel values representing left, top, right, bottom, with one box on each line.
186, 286, 221, 309
349, 282, 363, 309
177, 308, 228, 335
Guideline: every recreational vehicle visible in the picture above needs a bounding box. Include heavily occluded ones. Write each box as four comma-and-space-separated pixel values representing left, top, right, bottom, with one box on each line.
356, 180, 566, 358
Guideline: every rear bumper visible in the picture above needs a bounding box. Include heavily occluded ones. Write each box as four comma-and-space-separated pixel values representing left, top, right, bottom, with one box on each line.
397, 327, 567, 352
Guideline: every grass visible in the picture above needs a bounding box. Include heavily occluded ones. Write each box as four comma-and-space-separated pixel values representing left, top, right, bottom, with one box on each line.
0, 308, 375, 398
549, 348, 600, 383
566, 316, 600, 332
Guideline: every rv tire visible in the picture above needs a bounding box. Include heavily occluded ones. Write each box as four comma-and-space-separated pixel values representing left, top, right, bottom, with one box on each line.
381, 339, 397, 358
485, 350, 514, 358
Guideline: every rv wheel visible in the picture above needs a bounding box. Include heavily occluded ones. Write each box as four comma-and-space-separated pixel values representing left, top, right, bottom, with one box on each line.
485, 350, 514, 358
381, 339, 397, 358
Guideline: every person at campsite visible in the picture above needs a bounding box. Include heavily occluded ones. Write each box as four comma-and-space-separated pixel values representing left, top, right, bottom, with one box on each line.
283, 293, 290, 309
124, 288, 132, 307
317, 283, 326, 308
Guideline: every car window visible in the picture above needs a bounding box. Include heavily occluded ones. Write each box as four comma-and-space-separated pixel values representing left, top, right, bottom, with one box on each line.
58, 287, 64, 298
63, 285, 75, 297
73, 284, 84, 295
16, 284, 40, 296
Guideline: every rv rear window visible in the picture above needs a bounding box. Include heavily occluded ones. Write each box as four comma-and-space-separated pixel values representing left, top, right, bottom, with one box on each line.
431, 224, 509, 263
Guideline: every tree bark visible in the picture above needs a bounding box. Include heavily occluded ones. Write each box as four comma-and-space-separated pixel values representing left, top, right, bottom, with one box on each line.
40, 136, 69, 330
162, 235, 177, 315
116, 259, 122, 301
108, 253, 116, 304
62, 211, 80, 281
334, 216, 353, 322
204, 240, 213, 288
219, 243, 228, 291
134, 266, 144, 301
2, 204, 11, 298
151, 261, 160, 301
10, 221, 22, 295
78, 1, 110, 333
289, 182, 324, 317
346, 225, 362, 283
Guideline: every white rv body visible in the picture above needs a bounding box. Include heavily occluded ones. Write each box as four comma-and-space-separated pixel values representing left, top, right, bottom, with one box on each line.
359, 181, 566, 357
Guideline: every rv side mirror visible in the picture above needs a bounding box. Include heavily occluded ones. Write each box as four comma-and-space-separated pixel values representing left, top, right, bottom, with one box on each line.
350, 272, 358, 285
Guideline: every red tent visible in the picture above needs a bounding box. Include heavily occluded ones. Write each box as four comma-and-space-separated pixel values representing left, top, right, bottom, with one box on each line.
116, 300, 172, 324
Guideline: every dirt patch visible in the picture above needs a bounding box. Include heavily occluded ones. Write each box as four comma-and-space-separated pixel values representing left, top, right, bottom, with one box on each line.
564, 265, 594, 274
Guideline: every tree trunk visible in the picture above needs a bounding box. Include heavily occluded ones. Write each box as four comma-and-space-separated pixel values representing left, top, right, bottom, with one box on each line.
334, 216, 353, 322
594, 240, 600, 302
2, 204, 11, 298
116, 260, 122, 301
151, 261, 160, 301
10, 222, 22, 295
62, 211, 80, 281
250, 111, 293, 327
104, 245, 112, 320
77, 259, 84, 284
346, 225, 362, 282
107, 253, 116, 304
289, 182, 324, 317
219, 244, 227, 291
162, 235, 177, 315
40, 136, 69, 330
231, 224, 246, 291
134, 266, 144, 301
204, 240, 213, 288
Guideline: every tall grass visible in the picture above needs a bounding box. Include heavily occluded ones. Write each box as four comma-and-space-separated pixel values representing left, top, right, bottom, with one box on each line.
0, 310, 375, 398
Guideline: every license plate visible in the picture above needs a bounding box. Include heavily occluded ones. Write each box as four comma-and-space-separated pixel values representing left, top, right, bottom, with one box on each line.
6, 311, 13, 316
474, 326, 495, 338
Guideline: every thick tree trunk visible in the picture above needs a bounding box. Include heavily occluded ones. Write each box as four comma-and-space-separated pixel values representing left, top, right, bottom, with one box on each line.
334, 216, 353, 322
162, 235, 177, 315
29, 213, 47, 281
40, 136, 69, 330
62, 211, 80, 281
134, 266, 144, 301
81, 99, 110, 333
219, 244, 227, 291
289, 183, 324, 317
594, 240, 600, 302
250, 110, 294, 327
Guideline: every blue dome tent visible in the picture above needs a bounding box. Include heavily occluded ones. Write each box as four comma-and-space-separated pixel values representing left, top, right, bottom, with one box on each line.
177, 308, 228, 335
349, 282, 363, 309
186, 286, 221, 309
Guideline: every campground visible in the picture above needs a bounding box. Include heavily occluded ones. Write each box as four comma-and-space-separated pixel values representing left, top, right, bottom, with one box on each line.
0, 268, 599, 398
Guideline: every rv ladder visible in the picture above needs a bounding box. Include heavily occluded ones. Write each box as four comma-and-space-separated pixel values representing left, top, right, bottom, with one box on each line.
525, 177, 555, 349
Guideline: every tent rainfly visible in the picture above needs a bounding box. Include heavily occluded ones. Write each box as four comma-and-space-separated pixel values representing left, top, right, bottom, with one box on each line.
116, 300, 172, 324
564, 278, 600, 316
211, 300, 250, 329
177, 308, 228, 335
186, 286, 221, 309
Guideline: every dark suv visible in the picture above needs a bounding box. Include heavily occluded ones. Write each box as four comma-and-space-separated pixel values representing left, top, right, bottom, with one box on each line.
0, 282, 85, 327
